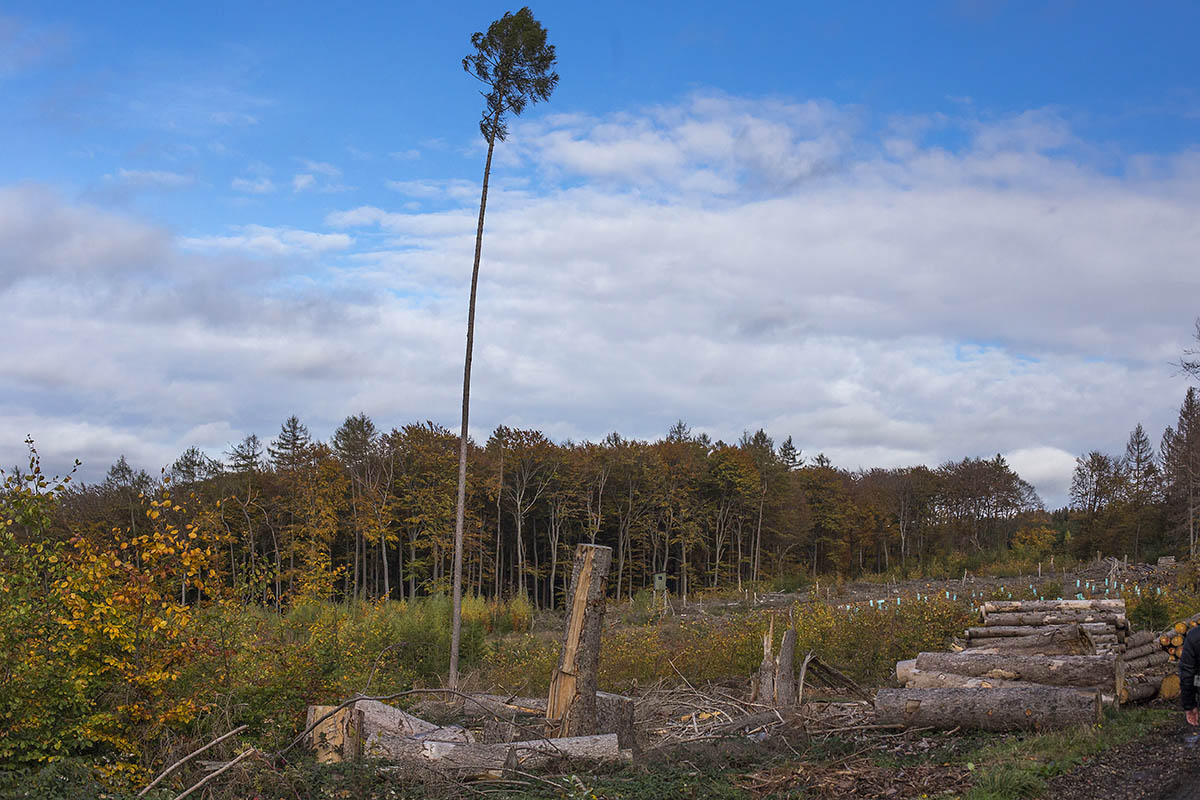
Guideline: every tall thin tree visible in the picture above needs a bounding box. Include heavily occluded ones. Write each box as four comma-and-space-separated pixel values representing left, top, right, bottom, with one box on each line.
449, 7, 558, 687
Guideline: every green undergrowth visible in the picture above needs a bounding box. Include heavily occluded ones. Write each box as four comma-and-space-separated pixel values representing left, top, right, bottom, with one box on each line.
957, 706, 1172, 800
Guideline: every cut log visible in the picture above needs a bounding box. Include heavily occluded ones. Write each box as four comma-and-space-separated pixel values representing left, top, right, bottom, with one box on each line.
367, 732, 630, 774
914, 652, 1123, 694
875, 687, 1102, 731
981, 599, 1125, 615
1119, 667, 1174, 704
896, 659, 917, 685
984, 611, 1127, 628
902, 668, 1044, 690
546, 544, 613, 739
1160, 673, 1181, 700
1126, 630, 1157, 650
1123, 640, 1162, 662
1124, 650, 1170, 672
967, 625, 1076, 638
964, 624, 1091, 655
461, 695, 547, 721
305, 700, 473, 764
473, 693, 636, 751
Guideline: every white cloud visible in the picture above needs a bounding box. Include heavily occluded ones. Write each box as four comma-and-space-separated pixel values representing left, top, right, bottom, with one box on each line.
181, 224, 352, 257
112, 168, 195, 189
1005, 446, 1080, 506
3, 94, 1199, 510
292, 173, 315, 192
231, 176, 275, 194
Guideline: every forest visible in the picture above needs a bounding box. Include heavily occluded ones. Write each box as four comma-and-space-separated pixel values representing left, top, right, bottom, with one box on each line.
30, 384, 1200, 613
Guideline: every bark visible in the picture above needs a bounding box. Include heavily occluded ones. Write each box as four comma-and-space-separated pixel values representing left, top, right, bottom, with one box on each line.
983, 611, 1127, 628
902, 669, 1047, 690
964, 624, 1092, 655
913, 652, 1123, 694
367, 732, 629, 773
756, 618, 775, 704
1122, 640, 1162, 661
1126, 630, 1157, 650
980, 599, 1126, 615
546, 544, 613, 738
874, 687, 1102, 731
464, 692, 636, 751
775, 628, 797, 706
1124, 650, 1170, 672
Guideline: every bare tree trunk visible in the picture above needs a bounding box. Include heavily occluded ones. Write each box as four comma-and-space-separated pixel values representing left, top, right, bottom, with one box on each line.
450, 118, 498, 688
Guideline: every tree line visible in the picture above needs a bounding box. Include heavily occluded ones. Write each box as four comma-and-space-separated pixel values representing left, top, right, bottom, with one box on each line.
20, 385, 1200, 610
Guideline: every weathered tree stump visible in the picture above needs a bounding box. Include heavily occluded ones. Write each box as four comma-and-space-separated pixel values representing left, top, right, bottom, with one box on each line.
546, 544, 613, 739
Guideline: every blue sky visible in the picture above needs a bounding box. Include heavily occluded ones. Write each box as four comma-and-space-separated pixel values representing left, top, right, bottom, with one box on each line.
3, 1, 1200, 505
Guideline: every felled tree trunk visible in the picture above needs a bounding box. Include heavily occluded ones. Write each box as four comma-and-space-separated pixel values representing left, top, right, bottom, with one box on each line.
913, 652, 1123, 694
546, 544, 613, 739
875, 687, 1102, 731
964, 624, 1092, 655
1124, 650, 1170, 672
983, 611, 1126, 627
981, 599, 1125, 616
900, 669, 1041, 690
367, 732, 630, 775
306, 700, 473, 764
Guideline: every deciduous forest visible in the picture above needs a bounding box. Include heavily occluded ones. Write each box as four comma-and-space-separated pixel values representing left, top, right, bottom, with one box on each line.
32, 382, 1200, 612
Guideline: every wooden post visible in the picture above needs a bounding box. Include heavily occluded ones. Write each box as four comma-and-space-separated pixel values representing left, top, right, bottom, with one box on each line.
546, 544, 612, 738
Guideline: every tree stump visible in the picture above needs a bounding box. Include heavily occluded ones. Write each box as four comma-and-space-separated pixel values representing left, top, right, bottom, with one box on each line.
546, 544, 613, 738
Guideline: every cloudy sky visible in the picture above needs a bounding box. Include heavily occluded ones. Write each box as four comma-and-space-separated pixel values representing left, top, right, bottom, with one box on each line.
3, 1, 1199, 506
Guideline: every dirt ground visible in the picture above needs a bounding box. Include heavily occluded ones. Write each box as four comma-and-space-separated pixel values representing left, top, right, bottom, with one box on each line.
1046, 716, 1200, 800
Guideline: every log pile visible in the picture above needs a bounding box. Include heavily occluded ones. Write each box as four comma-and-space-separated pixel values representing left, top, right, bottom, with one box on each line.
881, 599, 1148, 729
1156, 613, 1200, 661
969, 599, 1129, 655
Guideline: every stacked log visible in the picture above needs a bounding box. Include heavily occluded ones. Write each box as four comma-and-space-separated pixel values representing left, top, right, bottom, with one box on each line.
882, 600, 1133, 728
1156, 614, 1200, 661
972, 599, 1128, 655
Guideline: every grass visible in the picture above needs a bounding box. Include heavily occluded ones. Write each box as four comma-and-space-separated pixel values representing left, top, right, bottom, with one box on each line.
956, 706, 1172, 800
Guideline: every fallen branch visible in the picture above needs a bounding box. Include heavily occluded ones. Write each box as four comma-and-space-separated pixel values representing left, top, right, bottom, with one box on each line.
171, 747, 259, 800
137, 725, 248, 798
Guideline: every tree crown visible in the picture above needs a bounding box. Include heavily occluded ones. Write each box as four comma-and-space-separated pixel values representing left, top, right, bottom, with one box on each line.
463, 7, 558, 142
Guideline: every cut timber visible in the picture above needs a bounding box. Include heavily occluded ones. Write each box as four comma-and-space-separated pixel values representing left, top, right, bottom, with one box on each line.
967, 625, 1080, 638
1124, 650, 1170, 672
367, 732, 629, 775
896, 659, 916, 685
902, 668, 1043, 690
981, 599, 1126, 614
472, 693, 636, 751
305, 700, 472, 764
875, 687, 1102, 731
1159, 673, 1181, 700
964, 624, 1091, 655
914, 652, 1123, 695
1119, 667, 1174, 704
984, 611, 1127, 628
1126, 630, 1157, 650
546, 544, 613, 739
1123, 641, 1162, 662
